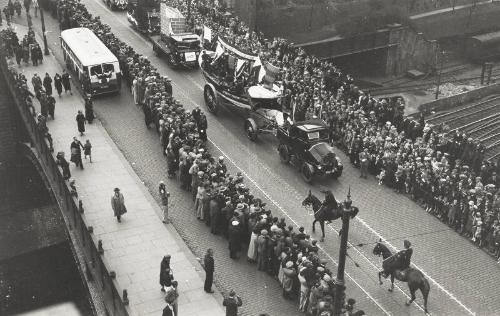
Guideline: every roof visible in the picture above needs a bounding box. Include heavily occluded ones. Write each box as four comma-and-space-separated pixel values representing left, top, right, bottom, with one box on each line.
61, 28, 118, 66
294, 119, 327, 131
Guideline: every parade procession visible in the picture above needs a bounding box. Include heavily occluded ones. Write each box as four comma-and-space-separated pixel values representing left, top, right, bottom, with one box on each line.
1, 0, 500, 315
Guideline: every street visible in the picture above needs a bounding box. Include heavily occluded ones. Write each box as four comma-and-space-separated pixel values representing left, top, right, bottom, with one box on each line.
14, 2, 500, 315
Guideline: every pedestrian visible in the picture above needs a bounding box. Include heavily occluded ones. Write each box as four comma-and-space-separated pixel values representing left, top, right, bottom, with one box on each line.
228, 220, 241, 259
31, 73, 42, 92
23, 0, 30, 14
54, 73, 63, 97
47, 94, 56, 119
62, 69, 72, 95
30, 44, 38, 66
257, 229, 269, 271
84, 95, 94, 123
83, 139, 92, 162
222, 290, 243, 316
43, 72, 52, 95
70, 137, 84, 170
203, 248, 214, 293
33, 0, 37, 17
359, 149, 369, 179
164, 280, 179, 316
76, 110, 86, 135
159, 255, 174, 292
111, 188, 127, 222
15, 45, 22, 65
159, 181, 170, 223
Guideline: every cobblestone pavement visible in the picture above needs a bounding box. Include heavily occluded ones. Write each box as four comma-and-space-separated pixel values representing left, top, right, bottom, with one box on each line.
12, 3, 500, 315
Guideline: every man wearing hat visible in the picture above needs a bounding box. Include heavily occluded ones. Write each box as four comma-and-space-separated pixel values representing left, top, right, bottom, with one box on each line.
256, 229, 269, 271
222, 290, 242, 316
228, 220, 241, 259
159, 254, 173, 292
394, 240, 413, 278
111, 188, 127, 222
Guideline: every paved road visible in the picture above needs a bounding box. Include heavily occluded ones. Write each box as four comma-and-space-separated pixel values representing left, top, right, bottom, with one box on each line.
21, 3, 500, 315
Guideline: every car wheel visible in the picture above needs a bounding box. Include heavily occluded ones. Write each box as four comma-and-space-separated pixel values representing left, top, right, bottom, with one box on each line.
244, 118, 258, 142
301, 162, 314, 183
278, 144, 290, 163
204, 85, 218, 114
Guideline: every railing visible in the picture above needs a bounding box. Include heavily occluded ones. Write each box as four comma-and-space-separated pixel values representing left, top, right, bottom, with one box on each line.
0, 46, 130, 316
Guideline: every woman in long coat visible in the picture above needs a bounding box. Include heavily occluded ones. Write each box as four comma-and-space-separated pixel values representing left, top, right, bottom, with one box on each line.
111, 188, 127, 222
159, 255, 173, 291
54, 73, 63, 97
76, 110, 86, 135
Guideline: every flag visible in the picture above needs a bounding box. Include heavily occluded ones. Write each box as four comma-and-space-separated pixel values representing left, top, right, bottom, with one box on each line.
235, 59, 246, 77
203, 25, 212, 42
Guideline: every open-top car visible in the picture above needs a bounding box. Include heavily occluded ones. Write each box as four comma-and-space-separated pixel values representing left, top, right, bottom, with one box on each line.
277, 119, 343, 183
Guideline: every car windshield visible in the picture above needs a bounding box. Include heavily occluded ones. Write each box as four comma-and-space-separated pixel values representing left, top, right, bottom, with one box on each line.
309, 142, 333, 162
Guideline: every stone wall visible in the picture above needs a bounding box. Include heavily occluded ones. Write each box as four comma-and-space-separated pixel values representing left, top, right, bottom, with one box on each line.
386, 25, 439, 76
417, 82, 500, 115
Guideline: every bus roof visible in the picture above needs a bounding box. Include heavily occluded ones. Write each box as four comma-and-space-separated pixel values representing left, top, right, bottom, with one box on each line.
61, 28, 118, 66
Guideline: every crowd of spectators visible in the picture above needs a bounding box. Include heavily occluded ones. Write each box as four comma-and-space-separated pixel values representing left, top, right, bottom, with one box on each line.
167, 0, 500, 259
53, 0, 367, 314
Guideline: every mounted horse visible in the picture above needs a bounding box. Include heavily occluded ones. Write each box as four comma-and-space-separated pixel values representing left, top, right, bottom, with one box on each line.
302, 190, 358, 241
373, 241, 430, 313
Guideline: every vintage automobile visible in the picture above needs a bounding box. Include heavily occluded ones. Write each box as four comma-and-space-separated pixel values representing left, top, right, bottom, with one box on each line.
277, 119, 343, 183
199, 35, 284, 141
105, 0, 127, 10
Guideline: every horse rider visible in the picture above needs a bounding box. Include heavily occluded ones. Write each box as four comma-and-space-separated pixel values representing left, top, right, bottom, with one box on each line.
321, 190, 338, 223
395, 240, 413, 278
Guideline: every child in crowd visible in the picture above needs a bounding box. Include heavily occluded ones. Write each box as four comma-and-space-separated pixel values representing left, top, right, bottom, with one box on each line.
83, 139, 92, 162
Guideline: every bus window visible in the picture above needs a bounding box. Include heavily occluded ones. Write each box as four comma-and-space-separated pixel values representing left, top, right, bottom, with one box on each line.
90, 65, 102, 76
103, 63, 115, 74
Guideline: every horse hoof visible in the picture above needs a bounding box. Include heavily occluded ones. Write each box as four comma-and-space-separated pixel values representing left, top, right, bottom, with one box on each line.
379, 281, 383, 285
320, 237, 324, 242
405, 301, 411, 306
388, 288, 393, 292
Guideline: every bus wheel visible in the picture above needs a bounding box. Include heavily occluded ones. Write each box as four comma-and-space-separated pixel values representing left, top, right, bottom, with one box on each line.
244, 118, 258, 142
203, 85, 218, 114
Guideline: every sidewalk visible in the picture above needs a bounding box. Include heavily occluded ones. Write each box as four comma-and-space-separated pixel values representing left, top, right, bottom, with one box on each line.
6, 23, 225, 316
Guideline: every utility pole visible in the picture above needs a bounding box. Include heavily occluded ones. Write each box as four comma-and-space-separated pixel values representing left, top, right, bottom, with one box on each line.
39, 7, 50, 55
333, 186, 357, 316
435, 50, 445, 100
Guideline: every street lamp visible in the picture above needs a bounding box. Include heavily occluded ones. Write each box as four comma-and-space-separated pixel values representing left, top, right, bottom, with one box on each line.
333, 186, 357, 316
39, 7, 50, 55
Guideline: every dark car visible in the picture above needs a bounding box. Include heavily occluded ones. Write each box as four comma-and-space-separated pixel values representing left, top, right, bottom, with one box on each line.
276, 119, 343, 183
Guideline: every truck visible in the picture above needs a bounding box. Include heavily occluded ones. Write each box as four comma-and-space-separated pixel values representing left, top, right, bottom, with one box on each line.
150, 3, 201, 68
104, 0, 128, 11
127, 0, 160, 34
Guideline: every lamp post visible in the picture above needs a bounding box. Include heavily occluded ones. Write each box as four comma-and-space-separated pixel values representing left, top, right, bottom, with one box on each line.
39, 7, 50, 55
333, 186, 356, 316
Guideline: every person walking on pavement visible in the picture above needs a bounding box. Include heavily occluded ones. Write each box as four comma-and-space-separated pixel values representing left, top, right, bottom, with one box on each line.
164, 280, 179, 316
47, 93, 56, 119
54, 73, 63, 97
31, 73, 42, 93
223, 290, 243, 316
84, 95, 94, 123
203, 248, 215, 293
43, 72, 52, 95
111, 188, 127, 222
30, 43, 38, 66
76, 110, 86, 135
62, 69, 72, 95
70, 137, 84, 170
160, 255, 174, 292
83, 139, 92, 162
159, 181, 170, 223
197, 112, 208, 141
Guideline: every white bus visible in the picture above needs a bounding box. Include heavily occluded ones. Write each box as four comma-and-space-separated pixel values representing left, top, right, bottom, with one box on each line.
61, 27, 121, 96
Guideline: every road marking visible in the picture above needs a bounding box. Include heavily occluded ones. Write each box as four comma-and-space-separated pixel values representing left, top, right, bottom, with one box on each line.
355, 216, 475, 316
85, 1, 476, 314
